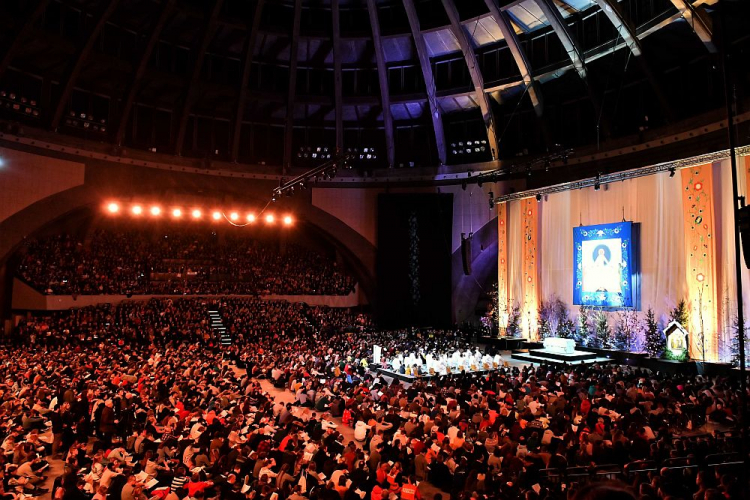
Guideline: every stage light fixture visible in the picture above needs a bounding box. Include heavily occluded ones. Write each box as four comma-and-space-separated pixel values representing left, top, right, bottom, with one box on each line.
283, 215, 293, 226
669, 167, 676, 177
107, 202, 119, 214
192, 209, 201, 219
212, 211, 222, 220
536, 193, 542, 202
247, 213, 256, 223
150, 206, 161, 216
229, 212, 239, 221
265, 214, 275, 224
488, 193, 495, 209
172, 208, 182, 218
132, 205, 143, 215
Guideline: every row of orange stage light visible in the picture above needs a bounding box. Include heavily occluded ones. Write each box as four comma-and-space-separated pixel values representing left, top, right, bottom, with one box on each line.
104, 202, 293, 226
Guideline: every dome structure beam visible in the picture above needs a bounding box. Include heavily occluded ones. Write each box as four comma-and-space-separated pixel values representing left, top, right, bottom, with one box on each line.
535, 0, 606, 135
535, 0, 588, 81
484, 0, 544, 117
115, 0, 176, 147
592, 0, 674, 122
0, 0, 52, 84
50, 0, 123, 131
669, 0, 716, 53
366, 0, 396, 168
174, 0, 225, 156
283, 0, 303, 170
231, 0, 265, 162
332, 0, 344, 152
403, 0, 447, 165
441, 0, 499, 160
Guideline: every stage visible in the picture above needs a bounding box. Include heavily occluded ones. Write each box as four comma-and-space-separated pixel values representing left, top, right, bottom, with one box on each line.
374, 364, 507, 383
511, 347, 612, 366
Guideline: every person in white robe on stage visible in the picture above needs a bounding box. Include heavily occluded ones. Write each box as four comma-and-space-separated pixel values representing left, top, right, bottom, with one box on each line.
437, 359, 447, 375
391, 357, 401, 373
451, 350, 462, 368
482, 353, 493, 368
493, 353, 503, 366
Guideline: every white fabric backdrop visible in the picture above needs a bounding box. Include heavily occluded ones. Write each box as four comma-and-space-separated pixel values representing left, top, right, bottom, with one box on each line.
715, 157, 750, 360
507, 156, 750, 361
507, 173, 687, 333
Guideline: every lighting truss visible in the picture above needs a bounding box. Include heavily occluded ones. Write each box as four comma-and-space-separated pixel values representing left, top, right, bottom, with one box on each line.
272, 151, 354, 200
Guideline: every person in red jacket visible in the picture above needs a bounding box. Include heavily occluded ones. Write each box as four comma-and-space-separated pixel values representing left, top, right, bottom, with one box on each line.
400, 476, 422, 500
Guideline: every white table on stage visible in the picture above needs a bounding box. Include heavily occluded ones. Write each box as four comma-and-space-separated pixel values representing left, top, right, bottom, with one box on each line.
543, 337, 576, 354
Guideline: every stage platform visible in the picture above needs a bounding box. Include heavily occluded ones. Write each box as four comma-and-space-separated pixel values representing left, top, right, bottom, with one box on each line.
375, 365, 502, 383
511, 347, 612, 366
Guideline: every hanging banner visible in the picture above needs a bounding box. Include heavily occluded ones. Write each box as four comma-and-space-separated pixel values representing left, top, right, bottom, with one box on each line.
681, 164, 718, 361
522, 198, 539, 340
497, 202, 509, 332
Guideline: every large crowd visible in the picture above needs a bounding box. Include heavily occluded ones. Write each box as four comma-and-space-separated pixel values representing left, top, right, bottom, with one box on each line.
15, 228, 356, 296
3, 297, 747, 500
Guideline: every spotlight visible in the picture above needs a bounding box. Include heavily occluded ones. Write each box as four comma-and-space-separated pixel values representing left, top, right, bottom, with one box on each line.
132, 205, 143, 215
106, 202, 119, 214
172, 208, 182, 218
212, 211, 222, 220
246, 213, 256, 223
488, 193, 495, 209
150, 206, 161, 216
283, 215, 293, 226
265, 214, 275, 224
594, 173, 601, 191
192, 209, 202, 219
536, 193, 542, 202
669, 167, 676, 177
229, 212, 239, 221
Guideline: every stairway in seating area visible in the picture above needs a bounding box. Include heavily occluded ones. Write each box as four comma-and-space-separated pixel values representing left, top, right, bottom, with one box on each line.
209, 309, 232, 346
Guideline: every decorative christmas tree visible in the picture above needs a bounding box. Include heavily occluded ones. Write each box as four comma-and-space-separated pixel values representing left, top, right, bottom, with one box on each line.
506, 304, 522, 337
730, 315, 750, 368
614, 309, 640, 352
538, 300, 553, 339
671, 300, 690, 329
644, 307, 663, 358
558, 317, 575, 339
594, 310, 612, 349
575, 306, 592, 346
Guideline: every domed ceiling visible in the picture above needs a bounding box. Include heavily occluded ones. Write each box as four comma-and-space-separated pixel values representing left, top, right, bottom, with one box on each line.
0, 0, 743, 172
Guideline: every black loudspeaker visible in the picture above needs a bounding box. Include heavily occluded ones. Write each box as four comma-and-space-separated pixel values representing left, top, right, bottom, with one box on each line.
461, 233, 472, 275
738, 205, 750, 269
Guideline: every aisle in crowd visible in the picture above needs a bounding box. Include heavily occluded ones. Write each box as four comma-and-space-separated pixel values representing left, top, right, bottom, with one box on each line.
3, 298, 747, 500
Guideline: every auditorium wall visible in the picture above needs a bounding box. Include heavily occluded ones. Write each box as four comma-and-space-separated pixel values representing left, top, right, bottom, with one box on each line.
312, 183, 502, 253
498, 155, 750, 362
0, 147, 85, 224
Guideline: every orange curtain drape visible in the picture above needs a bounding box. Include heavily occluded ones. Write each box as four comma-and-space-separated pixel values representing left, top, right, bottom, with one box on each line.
522, 198, 540, 340
497, 202, 509, 332
682, 164, 718, 361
